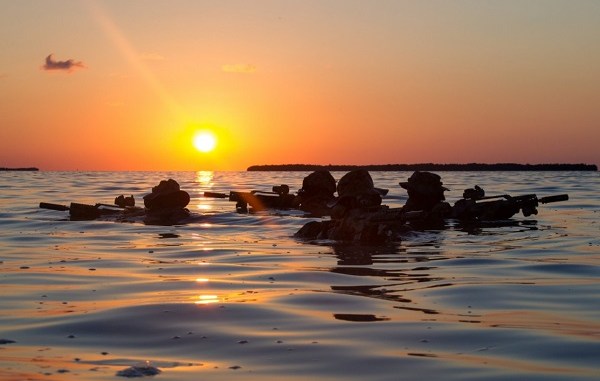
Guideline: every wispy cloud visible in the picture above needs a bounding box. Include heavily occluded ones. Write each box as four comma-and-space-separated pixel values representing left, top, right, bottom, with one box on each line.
221, 64, 257, 74
0, 73, 8, 79
42, 54, 85, 72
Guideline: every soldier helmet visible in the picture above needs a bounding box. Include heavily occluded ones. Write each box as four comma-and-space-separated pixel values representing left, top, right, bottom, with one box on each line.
400, 171, 449, 195
143, 179, 190, 209
151, 179, 181, 194
300, 170, 336, 197
337, 169, 380, 198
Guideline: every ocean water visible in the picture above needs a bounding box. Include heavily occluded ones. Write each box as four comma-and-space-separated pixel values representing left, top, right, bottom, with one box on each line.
0, 170, 598, 381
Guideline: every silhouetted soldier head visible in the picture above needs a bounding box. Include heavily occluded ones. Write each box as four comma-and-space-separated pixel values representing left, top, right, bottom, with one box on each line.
299, 170, 336, 198
143, 179, 190, 210
333, 169, 382, 215
400, 171, 448, 212
295, 170, 337, 216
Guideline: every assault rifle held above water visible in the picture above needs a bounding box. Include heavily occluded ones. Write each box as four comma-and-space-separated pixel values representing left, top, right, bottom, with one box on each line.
39, 202, 131, 220
452, 186, 569, 221
203, 184, 296, 213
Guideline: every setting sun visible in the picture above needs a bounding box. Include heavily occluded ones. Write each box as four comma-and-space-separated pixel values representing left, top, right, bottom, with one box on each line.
193, 131, 217, 153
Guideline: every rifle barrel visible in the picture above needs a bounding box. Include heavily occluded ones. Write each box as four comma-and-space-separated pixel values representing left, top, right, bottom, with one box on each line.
539, 194, 569, 204
203, 191, 229, 199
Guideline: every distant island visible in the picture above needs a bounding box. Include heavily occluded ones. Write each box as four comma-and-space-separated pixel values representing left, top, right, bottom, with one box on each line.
0, 167, 39, 171
248, 163, 597, 172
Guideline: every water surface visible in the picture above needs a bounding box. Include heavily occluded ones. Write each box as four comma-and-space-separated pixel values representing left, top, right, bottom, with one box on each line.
1, 171, 599, 380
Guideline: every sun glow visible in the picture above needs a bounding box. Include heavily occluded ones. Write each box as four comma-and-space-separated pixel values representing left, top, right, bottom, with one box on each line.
193, 131, 217, 153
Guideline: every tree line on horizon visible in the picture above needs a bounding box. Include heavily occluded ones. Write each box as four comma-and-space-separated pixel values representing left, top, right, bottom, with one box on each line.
247, 163, 598, 172
0, 167, 39, 171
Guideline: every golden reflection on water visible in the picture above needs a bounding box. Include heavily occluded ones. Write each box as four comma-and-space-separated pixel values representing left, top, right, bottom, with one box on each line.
194, 272, 217, 304
195, 295, 219, 304
195, 170, 214, 186
195, 170, 214, 213
196, 204, 212, 212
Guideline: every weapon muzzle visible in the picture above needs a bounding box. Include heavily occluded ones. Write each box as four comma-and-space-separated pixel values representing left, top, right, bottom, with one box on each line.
539, 194, 569, 204
203, 191, 229, 199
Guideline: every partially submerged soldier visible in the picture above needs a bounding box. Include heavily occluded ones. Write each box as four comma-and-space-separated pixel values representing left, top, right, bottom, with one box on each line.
40, 178, 193, 225
399, 171, 452, 227
139, 179, 191, 225
400, 171, 448, 212
203, 170, 337, 214
296, 170, 454, 243
293, 170, 337, 216
296, 169, 409, 243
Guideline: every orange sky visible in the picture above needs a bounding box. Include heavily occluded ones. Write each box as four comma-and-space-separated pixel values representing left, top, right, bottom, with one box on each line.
1, 1, 599, 170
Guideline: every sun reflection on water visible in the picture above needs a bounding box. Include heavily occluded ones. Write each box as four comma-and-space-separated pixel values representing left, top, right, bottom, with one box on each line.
194, 274, 216, 304
196, 204, 212, 212
195, 171, 214, 213
195, 295, 219, 304
196, 171, 214, 186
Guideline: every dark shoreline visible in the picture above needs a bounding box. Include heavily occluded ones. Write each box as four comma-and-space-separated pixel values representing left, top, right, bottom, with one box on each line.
0, 167, 39, 171
248, 163, 597, 172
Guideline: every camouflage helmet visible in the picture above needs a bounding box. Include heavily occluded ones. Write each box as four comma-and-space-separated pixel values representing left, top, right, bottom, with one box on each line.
337, 169, 379, 198
399, 171, 448, 196
151, 178, 181, 194
300, 170, 336, 197
143, 178, 190, 209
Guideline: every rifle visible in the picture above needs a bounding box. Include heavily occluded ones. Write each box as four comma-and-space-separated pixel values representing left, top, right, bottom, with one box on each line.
453, 188, 569, 221
203, 184, 296, 213
363, 207, 424, 223
39, 202, 128, 220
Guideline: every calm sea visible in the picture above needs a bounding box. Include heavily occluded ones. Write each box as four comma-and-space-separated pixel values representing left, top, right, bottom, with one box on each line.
1, 171, 598, 380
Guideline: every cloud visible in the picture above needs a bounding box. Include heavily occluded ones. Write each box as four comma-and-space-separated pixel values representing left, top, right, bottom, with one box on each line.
221, 64, 257, 74
0, 73, 7, 79
42, 54, 85, 72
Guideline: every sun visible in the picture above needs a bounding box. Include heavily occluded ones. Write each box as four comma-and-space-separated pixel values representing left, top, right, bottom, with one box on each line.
192, 131, 217, 153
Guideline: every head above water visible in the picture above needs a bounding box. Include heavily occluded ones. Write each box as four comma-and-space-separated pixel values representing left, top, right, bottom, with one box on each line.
300, 170, 336, 197
143, 178, 190, 210
337, 169, 381, 199
400, 171, 448, 197
151, 179, 181, 195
